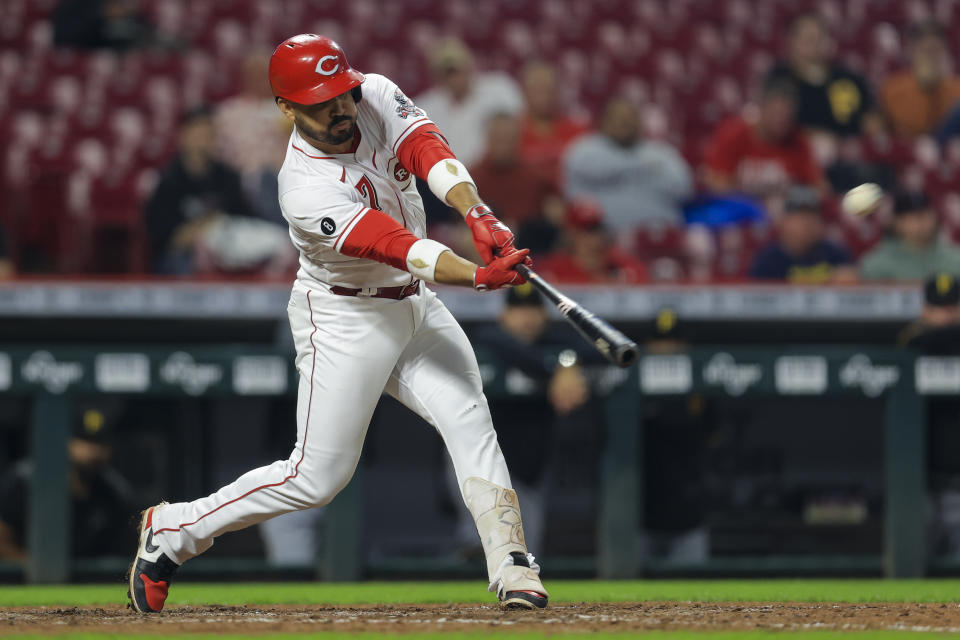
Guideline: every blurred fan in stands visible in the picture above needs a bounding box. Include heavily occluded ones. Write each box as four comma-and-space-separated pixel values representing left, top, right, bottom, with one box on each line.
766, 12, 875, 138
536, 199, 647, 284
750, 186, 856, 284
415, 38, 523, 167
214, 51, 292, 226
563, 97, 692, 231
899, 273, 960, 352
882, 20, 960, 139
704, 78, 826, 200
861, 189, 960, 281
518, 61, 590, 186
470, 113, 562, 256
144, 106, 291, 275
52, 0, 168, 51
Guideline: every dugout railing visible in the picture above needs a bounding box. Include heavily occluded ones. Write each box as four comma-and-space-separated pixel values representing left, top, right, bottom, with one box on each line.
1, 345, 958, 583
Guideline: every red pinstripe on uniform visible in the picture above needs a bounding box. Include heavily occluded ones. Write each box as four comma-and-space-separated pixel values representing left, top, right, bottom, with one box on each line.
154, 290, 321, 536
333, 207, 371, 250
292, 144, 334, 160
391, 117, 430, 154
394, 123, 455, 181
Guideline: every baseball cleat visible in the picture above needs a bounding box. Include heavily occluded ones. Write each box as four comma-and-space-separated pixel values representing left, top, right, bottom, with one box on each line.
127, 504, 179, 613
499, 552, 548, 610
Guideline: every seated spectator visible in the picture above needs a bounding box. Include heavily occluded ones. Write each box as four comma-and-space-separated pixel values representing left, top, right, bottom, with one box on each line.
214, 51, 291, 226
564, 98, 693, 231
861, 190, 960, 281
882, 20, 960, 139
415, 39, 524, 167
899, 273, 960, 353
750, 186, 856, 283
0, 404, 135, 562
518, 61, 590, 184
704, 78, 826, 199
536, 200, 647, 284
766, 12, 874, 138
52, 0, 158, 51
144, 106, 259, 274
470, 113, 560, 252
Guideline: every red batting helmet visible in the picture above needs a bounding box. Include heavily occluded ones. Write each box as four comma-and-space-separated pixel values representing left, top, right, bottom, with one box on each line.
269, 34, 365, 105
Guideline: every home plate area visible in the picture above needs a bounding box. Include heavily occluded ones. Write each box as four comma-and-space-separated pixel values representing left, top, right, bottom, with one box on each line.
5, 602, 960, 634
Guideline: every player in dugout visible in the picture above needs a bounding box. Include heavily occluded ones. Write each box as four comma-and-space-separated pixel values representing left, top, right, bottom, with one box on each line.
127, 35, 548, 613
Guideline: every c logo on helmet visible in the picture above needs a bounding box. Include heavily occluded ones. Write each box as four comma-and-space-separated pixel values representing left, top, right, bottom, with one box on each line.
315, 55, 340, 76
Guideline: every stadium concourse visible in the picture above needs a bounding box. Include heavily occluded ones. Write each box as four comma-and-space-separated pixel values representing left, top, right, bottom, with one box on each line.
2, 0, 960, 277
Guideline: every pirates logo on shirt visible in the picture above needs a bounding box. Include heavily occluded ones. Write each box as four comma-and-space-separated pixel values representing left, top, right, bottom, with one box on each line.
320, 217, 336, 235
394, 88, 424, 119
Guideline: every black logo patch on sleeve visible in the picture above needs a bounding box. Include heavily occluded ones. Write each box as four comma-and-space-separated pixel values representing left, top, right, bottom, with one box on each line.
320, 217, 336, 235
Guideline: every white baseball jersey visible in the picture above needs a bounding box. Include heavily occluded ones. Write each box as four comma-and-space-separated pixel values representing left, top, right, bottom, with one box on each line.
278, 73, 433, 289
147, 50, 544, 606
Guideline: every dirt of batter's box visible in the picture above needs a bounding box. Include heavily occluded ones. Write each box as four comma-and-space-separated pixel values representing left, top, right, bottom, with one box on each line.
4, 602, 960, 635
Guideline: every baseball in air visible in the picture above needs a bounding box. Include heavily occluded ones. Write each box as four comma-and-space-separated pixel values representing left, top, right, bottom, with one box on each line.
842, 183, 883, 217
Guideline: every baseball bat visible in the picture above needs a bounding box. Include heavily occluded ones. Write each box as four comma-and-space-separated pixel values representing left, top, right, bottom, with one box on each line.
515, 264, 639, 368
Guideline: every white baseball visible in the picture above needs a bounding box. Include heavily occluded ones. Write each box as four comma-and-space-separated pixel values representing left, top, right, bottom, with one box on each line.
842, 183, 883, 217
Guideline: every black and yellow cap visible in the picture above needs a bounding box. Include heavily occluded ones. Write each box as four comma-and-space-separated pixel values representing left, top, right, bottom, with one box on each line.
505, 282, 544, 308
925, 273, 960, 307
653, 307, 680, 338
73, 403, 115, 443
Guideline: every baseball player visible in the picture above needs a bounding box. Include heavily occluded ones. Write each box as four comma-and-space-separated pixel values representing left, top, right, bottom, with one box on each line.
128, 34, 548, 612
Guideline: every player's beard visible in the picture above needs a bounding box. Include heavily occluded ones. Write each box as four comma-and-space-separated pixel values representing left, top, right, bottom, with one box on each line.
325, 117, 356, 144
298, 114, 356, 146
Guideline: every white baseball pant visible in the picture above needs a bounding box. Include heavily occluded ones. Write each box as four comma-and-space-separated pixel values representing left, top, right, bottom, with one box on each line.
152, 280, 513, 564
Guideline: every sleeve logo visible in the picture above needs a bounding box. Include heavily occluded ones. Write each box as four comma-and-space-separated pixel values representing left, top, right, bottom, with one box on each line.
394, 88, 424, 119
315, 55, 340, 76
320, 217, 337, 234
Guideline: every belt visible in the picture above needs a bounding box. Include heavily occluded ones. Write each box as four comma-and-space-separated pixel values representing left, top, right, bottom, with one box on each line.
330, 280, 420, 300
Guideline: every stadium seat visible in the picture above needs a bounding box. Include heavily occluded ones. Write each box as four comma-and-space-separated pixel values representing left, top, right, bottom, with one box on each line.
7, 0, 960, 275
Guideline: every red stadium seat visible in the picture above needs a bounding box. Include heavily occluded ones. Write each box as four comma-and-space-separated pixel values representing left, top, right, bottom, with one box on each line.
6, 0, 960, 275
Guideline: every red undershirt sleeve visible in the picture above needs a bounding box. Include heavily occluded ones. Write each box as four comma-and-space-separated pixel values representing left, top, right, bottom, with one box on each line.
395, 124, 456, 181
339, 208, 420, 271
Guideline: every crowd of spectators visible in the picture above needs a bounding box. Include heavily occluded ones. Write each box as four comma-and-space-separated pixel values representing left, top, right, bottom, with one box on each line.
2, 1, 960, 285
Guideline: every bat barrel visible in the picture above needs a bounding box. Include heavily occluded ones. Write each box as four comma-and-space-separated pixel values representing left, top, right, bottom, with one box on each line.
513, 264, 639, 369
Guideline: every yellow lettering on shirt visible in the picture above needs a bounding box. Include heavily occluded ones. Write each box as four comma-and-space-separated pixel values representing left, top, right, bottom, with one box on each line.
788, 263, 836, 284
828, 79, 861, 125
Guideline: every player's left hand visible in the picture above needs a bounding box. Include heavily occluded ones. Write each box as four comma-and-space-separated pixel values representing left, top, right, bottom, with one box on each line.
465, 204, 532, 266
474, 249, 530, 291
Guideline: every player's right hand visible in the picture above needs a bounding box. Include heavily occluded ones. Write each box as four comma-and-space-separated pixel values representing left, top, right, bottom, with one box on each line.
465, 204, 531, 265
474, 249, 530, 291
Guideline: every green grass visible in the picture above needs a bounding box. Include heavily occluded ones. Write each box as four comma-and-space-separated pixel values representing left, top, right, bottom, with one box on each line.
5, 581, 960, 638
1, 579, 960, 607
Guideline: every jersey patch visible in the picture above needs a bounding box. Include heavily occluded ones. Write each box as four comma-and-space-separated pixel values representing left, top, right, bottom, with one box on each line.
394, 163, 410, 182
394, 89, 424, 119
320, 217, 337, 235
